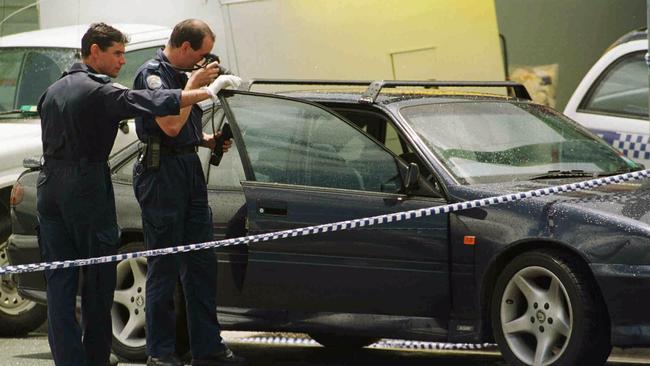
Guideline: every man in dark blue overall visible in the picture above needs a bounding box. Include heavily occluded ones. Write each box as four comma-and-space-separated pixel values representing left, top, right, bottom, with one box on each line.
132, 19, 244, 366
37, 23, 222, 366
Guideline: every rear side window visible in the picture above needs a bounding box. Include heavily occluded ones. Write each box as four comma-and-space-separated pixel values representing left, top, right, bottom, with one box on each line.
580, 51, 649, 120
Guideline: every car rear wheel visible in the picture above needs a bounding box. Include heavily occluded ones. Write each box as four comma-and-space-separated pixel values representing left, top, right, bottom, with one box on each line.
110, 241, 190, 362
491, 250, 611, 366
111, 241, 148, 361
0, 241, 47, 336
309, 333, 379, 350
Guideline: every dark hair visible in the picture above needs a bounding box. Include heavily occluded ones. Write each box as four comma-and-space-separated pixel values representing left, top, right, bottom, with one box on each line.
81, 23, 129, 57
169, 19, 215, 50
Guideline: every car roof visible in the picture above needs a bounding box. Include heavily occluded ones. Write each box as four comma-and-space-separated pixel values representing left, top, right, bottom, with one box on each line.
0, 24, 170, 49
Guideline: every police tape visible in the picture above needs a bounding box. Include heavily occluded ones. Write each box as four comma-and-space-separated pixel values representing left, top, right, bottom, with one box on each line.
1, 169, 649, 275
238, 334, 497, 351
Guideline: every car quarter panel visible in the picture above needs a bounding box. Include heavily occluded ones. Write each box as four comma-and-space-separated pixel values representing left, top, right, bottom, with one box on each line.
545, 184, 650, 345
450, 179, 650, 346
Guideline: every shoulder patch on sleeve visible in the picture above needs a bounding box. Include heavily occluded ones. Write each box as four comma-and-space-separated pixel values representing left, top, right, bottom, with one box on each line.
146, 75, 163, 90
146, 60, 161, 70
111, 82, 129, 89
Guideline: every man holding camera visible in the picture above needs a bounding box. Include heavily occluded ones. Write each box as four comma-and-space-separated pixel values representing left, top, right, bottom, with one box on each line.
132, 19, 244, 366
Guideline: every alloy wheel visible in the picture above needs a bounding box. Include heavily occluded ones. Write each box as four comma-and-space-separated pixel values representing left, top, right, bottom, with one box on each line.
111, 256, 147, 348
0, 243, 37, 316
500, 265, 573, 366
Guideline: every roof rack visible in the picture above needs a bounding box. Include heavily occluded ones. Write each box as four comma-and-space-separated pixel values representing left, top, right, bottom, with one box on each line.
359, 80, 531, 103
247, 79, 372, 90
246, 79, 531, 103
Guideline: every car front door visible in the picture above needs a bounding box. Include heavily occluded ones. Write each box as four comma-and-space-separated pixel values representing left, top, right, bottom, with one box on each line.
220, 92, 450, 322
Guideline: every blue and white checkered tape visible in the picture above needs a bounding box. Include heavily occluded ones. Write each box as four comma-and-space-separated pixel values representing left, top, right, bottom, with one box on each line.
1, 169, 649, 275
596, 130, 650, 160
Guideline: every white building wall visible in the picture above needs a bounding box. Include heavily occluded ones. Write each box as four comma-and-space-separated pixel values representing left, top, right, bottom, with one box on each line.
38, 0, 505, 82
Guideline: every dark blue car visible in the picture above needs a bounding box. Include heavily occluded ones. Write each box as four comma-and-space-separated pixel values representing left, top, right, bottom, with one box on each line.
7, 80, 650, 366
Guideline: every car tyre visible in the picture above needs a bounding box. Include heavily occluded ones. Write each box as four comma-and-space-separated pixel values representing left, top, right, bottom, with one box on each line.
309, 333, 379, 350
0, 241, 47, 337
491, 249, 611, 366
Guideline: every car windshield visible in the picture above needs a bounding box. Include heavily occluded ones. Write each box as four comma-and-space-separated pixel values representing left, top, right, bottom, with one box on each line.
400, 101, 639, 184
0, 47, 78, 113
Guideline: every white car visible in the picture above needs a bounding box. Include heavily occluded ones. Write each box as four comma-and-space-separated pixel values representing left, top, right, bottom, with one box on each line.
0, 24, 170, 336
564, 28, 648, 166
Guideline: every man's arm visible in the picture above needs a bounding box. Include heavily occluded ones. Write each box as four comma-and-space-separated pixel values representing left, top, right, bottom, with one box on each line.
155, 64, 219, 137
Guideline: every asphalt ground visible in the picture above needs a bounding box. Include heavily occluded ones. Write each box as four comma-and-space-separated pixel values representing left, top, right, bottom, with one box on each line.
1, 330, 650, 366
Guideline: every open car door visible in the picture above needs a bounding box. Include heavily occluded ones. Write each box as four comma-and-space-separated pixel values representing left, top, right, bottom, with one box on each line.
220, 91, 451, 330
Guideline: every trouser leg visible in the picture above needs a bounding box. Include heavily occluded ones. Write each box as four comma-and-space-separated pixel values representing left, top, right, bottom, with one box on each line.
137, 173, 183, 357
181, 188, 222, 358
81, 261, 117, 365
179, 249, 222, 358
39, 215, 84, 366
145, 253, 179, 357
80, 222, 118, 366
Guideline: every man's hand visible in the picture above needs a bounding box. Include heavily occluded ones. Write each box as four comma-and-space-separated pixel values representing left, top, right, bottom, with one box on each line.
187, 61, 220, 89
206, 75, 242, 99
202, 131, 232, 152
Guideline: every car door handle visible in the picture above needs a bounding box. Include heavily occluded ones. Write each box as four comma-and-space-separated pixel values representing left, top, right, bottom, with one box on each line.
257, 200, 288, 216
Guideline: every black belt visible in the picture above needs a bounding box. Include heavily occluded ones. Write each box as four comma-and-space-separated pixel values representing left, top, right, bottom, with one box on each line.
43, 157, 108, 168
159, 144, 198, 155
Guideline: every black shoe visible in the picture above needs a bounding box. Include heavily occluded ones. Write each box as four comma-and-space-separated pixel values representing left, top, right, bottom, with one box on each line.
147, 355, 183, 366
192, 345, 247, 366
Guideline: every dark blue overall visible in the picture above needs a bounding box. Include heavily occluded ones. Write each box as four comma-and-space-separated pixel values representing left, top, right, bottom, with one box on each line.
133, 49, 224, 360
37, 62, 181, 366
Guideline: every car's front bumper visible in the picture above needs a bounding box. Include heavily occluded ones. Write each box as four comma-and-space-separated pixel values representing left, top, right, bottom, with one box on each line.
591, 263, 650, 346
6, 233, 46, 304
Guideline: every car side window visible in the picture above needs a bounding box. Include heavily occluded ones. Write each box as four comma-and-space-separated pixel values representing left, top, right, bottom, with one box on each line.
225, 93, 403, 193
16, 51, 62, 107
332, 107, 410, 156
114, 46, 161, 88
0, 49, 24, 111
580, 51, 649, 120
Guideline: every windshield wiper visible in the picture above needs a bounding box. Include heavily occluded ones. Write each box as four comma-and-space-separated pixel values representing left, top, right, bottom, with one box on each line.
529, 169, 596, 180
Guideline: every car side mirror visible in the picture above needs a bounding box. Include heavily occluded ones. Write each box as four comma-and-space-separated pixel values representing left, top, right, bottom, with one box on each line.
404, 162, 420, 191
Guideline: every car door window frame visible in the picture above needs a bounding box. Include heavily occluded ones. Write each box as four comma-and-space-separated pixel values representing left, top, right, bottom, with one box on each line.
218, 90, 411, 194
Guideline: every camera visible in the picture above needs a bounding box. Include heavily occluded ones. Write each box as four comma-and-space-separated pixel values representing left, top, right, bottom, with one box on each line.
201, 53, 231, 75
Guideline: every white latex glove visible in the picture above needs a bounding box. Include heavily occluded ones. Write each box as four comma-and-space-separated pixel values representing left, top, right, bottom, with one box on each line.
206, 75, 242, 99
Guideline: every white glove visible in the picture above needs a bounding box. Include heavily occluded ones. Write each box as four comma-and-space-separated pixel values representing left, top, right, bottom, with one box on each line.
206, 75, 242, 99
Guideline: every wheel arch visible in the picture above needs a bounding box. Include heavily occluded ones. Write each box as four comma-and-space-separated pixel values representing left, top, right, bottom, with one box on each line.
0, 186, 12, 241
478, 239, 609, 341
